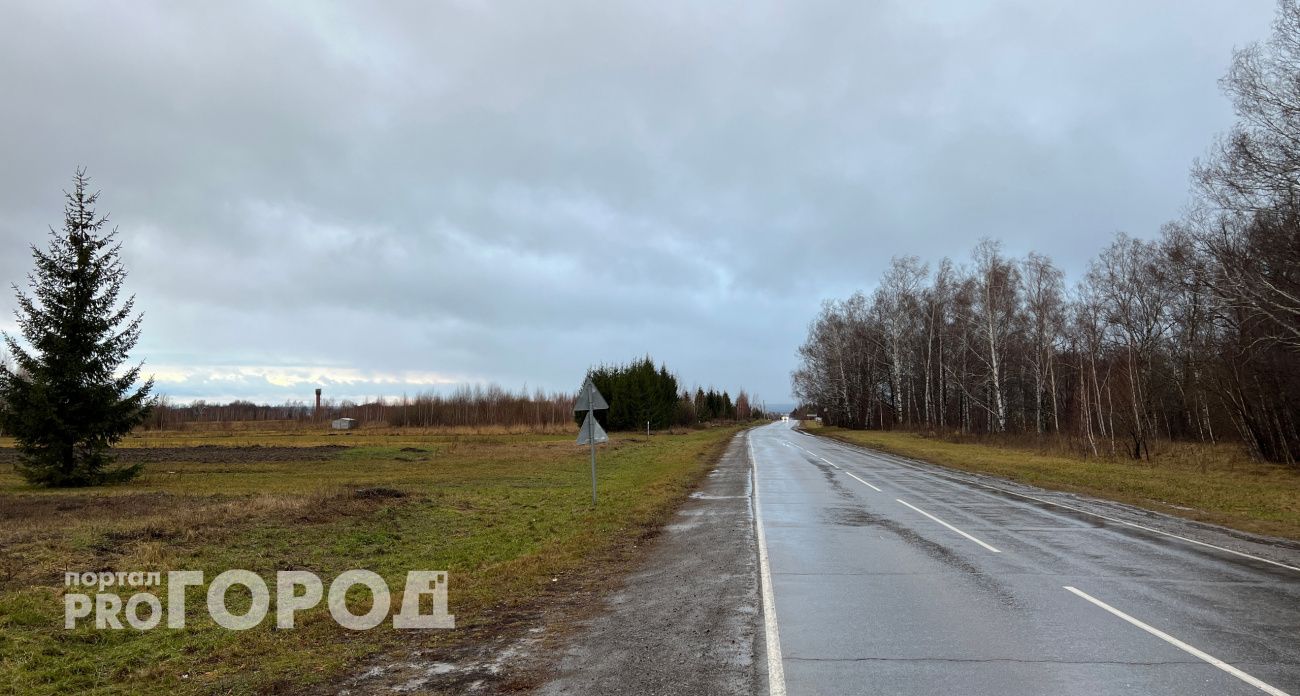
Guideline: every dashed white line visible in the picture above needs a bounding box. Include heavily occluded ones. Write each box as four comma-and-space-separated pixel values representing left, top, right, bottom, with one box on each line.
896, 498, 1001, 553
797, 446, 887, 493
841, 469, 883, 492
748, 433, 787, 696
1064, 586, 1291, 696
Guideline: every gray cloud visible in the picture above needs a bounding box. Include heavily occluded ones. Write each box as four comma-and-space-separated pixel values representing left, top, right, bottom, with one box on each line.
0, 0, 1276, 404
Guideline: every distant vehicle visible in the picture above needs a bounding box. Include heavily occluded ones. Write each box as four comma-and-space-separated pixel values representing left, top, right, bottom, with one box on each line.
781, 415, 790, 422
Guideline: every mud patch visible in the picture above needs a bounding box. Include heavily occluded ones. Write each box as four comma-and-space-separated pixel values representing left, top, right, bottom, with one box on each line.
352, 487, 407, 500
341, 629, 547, 695
0, 491, 189, 524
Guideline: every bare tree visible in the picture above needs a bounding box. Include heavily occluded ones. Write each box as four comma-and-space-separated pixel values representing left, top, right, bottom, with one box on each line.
1195, 0, 1300, 215
875, 256, 928, 427
1021, 252, 1065, 434
971, 240, 1018, 432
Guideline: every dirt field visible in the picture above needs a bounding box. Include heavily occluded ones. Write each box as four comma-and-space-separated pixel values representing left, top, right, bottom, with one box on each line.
0, 445, 348, 466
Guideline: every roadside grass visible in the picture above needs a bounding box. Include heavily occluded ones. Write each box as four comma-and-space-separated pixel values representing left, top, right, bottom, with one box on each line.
809, 426, 1300, 542
0, 425, 743, 694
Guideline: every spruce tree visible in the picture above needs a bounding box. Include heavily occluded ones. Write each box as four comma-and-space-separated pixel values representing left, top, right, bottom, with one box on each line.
0, 170, 153, 486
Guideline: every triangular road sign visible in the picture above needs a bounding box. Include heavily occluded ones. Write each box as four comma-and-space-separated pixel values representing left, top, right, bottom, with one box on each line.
574, 377, 608, 412
577, 412, 609, 445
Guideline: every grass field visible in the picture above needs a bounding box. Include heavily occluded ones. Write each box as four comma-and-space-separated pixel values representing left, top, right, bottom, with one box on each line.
807, 424, 1300, 541
0, 424, 744, 694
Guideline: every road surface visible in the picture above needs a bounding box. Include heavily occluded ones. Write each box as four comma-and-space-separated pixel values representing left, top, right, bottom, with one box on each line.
749, 421, 1300, 696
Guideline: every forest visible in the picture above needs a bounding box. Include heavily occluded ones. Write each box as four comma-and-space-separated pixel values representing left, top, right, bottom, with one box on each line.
792, 4, 1300, 464
584, 356, 761, 430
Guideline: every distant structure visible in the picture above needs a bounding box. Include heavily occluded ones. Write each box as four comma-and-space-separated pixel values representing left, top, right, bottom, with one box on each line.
331, 417, 357, 430
315, 388, 322, 412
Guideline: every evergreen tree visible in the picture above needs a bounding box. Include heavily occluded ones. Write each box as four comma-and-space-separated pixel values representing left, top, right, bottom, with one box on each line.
580, 356, 680, 430
0, 170, 154, 486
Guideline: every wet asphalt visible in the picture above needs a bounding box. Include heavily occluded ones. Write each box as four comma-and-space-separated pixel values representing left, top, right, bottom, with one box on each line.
751, 421, 1300, 696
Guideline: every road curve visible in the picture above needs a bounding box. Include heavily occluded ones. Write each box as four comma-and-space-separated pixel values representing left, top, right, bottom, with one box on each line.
749, 421, 1300, 696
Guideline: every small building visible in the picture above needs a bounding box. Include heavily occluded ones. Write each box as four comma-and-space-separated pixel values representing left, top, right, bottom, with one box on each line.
331, 417, 357, 430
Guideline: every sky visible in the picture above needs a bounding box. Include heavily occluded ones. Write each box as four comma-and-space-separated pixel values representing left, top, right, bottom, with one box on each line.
0, 0, 1279, 406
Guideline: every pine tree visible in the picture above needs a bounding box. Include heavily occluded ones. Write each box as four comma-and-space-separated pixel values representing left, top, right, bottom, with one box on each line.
0, 170, 154, 486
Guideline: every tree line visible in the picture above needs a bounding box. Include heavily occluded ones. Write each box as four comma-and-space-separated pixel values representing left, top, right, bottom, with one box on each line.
143, 385, 579, 431
141, 360, 765, 432
793, 1, 1300, 464
584, 356, 763, 430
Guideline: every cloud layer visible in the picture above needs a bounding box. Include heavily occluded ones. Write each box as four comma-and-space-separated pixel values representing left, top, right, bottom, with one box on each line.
0, 1, 1276, 404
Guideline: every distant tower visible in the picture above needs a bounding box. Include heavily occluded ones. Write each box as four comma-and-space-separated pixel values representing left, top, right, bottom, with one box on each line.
315, 388, 322, 414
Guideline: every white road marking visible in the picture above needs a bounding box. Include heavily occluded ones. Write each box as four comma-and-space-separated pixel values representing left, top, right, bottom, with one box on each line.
1064, 586, 1291, 696
841, 469, 882, 492
989, 487, 1300, 573
896, 498, 1001, 553
748, 434, 787, 696
795, 444, 886, 493
814, 437, 1300, 574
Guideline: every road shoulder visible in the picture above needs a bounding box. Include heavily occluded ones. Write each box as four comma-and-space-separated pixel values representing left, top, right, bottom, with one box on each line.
530, 432, 761, 696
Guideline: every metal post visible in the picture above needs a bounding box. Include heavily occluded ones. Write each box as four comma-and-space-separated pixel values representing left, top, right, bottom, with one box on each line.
589, 382, 597, 506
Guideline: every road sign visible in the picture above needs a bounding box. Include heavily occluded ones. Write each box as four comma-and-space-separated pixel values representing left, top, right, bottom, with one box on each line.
577, 412, 608, 445
574, 377, 608, 411
576, 375, 609, 505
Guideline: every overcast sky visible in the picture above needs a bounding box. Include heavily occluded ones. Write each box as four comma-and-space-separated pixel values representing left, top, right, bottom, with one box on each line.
0, 1, 1278, 406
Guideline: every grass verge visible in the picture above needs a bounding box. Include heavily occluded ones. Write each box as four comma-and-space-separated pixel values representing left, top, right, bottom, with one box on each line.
0, 425, 744, 694
808, 425, 1300, 542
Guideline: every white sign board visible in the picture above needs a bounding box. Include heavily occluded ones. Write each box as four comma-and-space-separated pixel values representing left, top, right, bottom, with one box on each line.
577, 411, 609, 445
574, 377, 608, 412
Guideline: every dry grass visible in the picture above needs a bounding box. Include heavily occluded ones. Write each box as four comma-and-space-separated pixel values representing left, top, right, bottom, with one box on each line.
811, 426, 1300, 541
0, 424, 744, 695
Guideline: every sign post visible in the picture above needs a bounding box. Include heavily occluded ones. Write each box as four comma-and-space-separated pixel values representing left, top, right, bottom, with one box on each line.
575, 376, 608, 505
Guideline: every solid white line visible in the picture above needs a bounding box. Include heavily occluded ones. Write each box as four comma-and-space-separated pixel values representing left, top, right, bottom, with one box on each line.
814, 437, 1300, 574
1064, 586, 1290, 696
976, 484, 1300, 573
896, 498, 1001, 553
748, 434, 787, 696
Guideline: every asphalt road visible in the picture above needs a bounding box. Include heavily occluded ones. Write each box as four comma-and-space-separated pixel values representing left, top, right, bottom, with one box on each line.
750, 421, 1300, 696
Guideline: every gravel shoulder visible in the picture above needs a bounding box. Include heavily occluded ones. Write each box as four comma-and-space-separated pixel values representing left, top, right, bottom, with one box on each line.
530, 432, 763, 696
